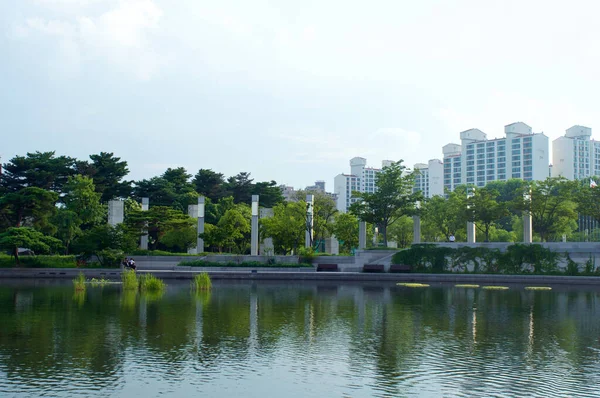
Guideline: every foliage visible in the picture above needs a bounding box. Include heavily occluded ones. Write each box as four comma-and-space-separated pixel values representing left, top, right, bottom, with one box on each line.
73, 272, 86, 291
125, 205, 196, 251
192, 272, 212, 290
464, 186, 509, 242
0, 151, 76, 194
349, 160, 421, 246
294, 190, 337, 250
79, 152, 131, 202
332, 212, 359, 253
260, 201, 305, 254
421, 189, 465, 241
193, 169, 226, 202
139, 274, 166, 292
392, 244, 564, 274
121, 269, 138, 290
62, 175, 104, 227
180, 260, 312, 268
0, 254, 77, 268
386, 215, 413, 248
297, 247, 315, 264
0, 187, 58, 230
0, 227, 63, 265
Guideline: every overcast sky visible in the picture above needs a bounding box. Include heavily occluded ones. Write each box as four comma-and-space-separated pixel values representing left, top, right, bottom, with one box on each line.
1, 0, 599, 190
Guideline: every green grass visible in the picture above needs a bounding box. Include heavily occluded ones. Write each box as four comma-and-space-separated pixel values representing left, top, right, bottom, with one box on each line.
121, 269, 138, 291
192, 272, 212, 291
73, 272, 86, 291
180, 260, 312, 268
139, 273, 166, 292
0, 254, 78, 268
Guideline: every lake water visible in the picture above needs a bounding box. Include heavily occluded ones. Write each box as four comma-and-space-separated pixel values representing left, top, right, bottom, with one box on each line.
1, 279, 600, 397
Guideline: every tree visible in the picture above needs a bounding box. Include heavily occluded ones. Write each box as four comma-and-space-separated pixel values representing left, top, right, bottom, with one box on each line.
52, 209, 81, 255
0, 151, 75, 194
125, 206, 196, 251
162, 167, 194, 195
332, 212, 359, 253
0, 227, 62, 265
200, 202, 251, 253
62, 175, 104, 227
574, 177, 600, 224
252, 181, 284, 208
82, 152, 131, 202
193, 169, 226, 202
514, 177, 578, 241
260, 201, 306, 254
421, 189, 465, 241
0, 187, 58, 229
387, 216, 413, 248
225, 172, 254, 204
294, 190, 337, 251
464, 187, 509, 242
349, 160, 420, 246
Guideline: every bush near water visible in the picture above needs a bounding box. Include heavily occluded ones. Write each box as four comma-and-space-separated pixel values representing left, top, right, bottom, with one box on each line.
392, 244, 600, 275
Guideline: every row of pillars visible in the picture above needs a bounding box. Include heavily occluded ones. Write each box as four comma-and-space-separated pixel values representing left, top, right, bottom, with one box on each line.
107, 194, 318, 255
411, 211, 533, 244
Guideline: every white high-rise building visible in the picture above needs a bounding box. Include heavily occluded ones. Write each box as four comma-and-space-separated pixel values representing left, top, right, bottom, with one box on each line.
440, 122, 549, 190
414, 159, 444, 198
334, 157, 392, 213
552, 125, 600, 180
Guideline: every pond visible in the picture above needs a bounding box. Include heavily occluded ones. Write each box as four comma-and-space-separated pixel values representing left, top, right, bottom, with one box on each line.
1, 279, 599, 397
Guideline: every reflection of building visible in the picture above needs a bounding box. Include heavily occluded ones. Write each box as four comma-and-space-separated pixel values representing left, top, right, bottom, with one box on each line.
334, 157, 393, 213
552, 125, 600, 180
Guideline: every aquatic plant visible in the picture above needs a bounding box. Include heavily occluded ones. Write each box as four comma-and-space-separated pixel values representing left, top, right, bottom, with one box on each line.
482, 286, 509, 290
192, 272, 212, 291
121, 269, 138, 290
73, 272, 86, 291
525, 286, 552, 291
89, 277, 111, 287
396, 282, 429, 288
139, 273, 166, 292
455, 284, 480, 288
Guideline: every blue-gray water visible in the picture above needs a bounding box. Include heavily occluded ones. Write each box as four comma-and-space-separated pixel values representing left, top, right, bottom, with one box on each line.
1, 279, 600, 397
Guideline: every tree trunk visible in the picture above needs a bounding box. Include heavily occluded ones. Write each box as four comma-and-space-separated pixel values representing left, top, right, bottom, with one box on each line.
13, 246, 20, 266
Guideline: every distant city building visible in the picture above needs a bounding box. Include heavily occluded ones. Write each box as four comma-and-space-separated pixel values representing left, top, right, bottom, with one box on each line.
334, 157, 393, 213
279, 185, 296, 202
413, 159, 444, 198
411, 122, 550, 196
552, 125, 600, 180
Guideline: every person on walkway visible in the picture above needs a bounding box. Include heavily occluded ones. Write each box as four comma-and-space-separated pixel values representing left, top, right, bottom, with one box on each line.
449, 234, 455, 242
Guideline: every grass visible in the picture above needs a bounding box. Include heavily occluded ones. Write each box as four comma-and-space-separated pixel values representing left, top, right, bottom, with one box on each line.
525, 286, 552, 291
396, 282, 430, 288
121, 269, 138, 291
139, 273, 166, 292
455, 284, 480, 288
89, 277, 112, 287
0, 254, 78, 268
73, 272, 86, 291
482, 286, 509, 290
192, 272, 212, 291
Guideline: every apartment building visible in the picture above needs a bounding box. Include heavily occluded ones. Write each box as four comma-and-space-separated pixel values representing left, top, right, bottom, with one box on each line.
334, 157, 393, 213
552, 125, 600, 180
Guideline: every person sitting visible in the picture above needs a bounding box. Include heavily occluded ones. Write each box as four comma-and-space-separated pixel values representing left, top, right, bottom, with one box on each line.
449, 234, 456, 242
128, 258, 137, 271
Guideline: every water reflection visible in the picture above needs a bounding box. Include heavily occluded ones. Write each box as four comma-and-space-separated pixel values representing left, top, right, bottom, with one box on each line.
0, 281, 600, 397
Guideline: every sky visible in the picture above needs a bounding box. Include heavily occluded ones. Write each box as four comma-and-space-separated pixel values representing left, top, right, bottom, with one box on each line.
1, 0, 600, 190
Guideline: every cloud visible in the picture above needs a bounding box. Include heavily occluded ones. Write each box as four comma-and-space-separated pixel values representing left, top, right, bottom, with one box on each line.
13, 0, 165, 80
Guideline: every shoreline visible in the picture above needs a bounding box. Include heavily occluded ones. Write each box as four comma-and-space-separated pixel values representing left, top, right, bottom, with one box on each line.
2, 268, 600, 286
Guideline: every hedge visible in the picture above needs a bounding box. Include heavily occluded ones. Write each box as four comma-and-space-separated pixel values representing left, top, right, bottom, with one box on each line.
178, 260, 313, 268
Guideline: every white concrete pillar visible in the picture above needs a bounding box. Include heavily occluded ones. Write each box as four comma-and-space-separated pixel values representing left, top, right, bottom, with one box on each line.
198, 196, 205, 253
358, 221, 367, 249
187, 201, 200, 254
305, 194, 314, 249
108, 200, 124, 226
325, 236, 339, 255
140, 197, 149, 250
251, 195, 259, 256
413, 215, 421, 244
467, 188, 476, 243
523, 189, 532, 243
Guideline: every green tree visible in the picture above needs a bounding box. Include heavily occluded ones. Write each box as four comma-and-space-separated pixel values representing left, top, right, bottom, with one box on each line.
52, 209, 81, 254
0, 187, 58, 229
62, 175, 104, 227
387, 215, 413, 248
192, 169, 226, 202
81, 152, 131, 202
515, 177, 578, 241
252, 181, 284, 208
574, 177, 600, 224
331, 213, 359, 253
261, 201, 306, 254
224, 172, 254, 204
421, 189, 465, 241
349, 160, 420, 246
294, 190, 337, 251
125, 206, 196, 251
0, 227, 62, 265
0, 151, 75, 194
465, 186, 509, 242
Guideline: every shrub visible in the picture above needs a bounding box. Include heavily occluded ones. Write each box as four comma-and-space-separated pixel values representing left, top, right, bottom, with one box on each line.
73, 272, 86, 291
192, 272, 212, 291
179, 260, 312, 268
139, 273, 166, 292
0, 254, 77, 268
121, 269, 138, 290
